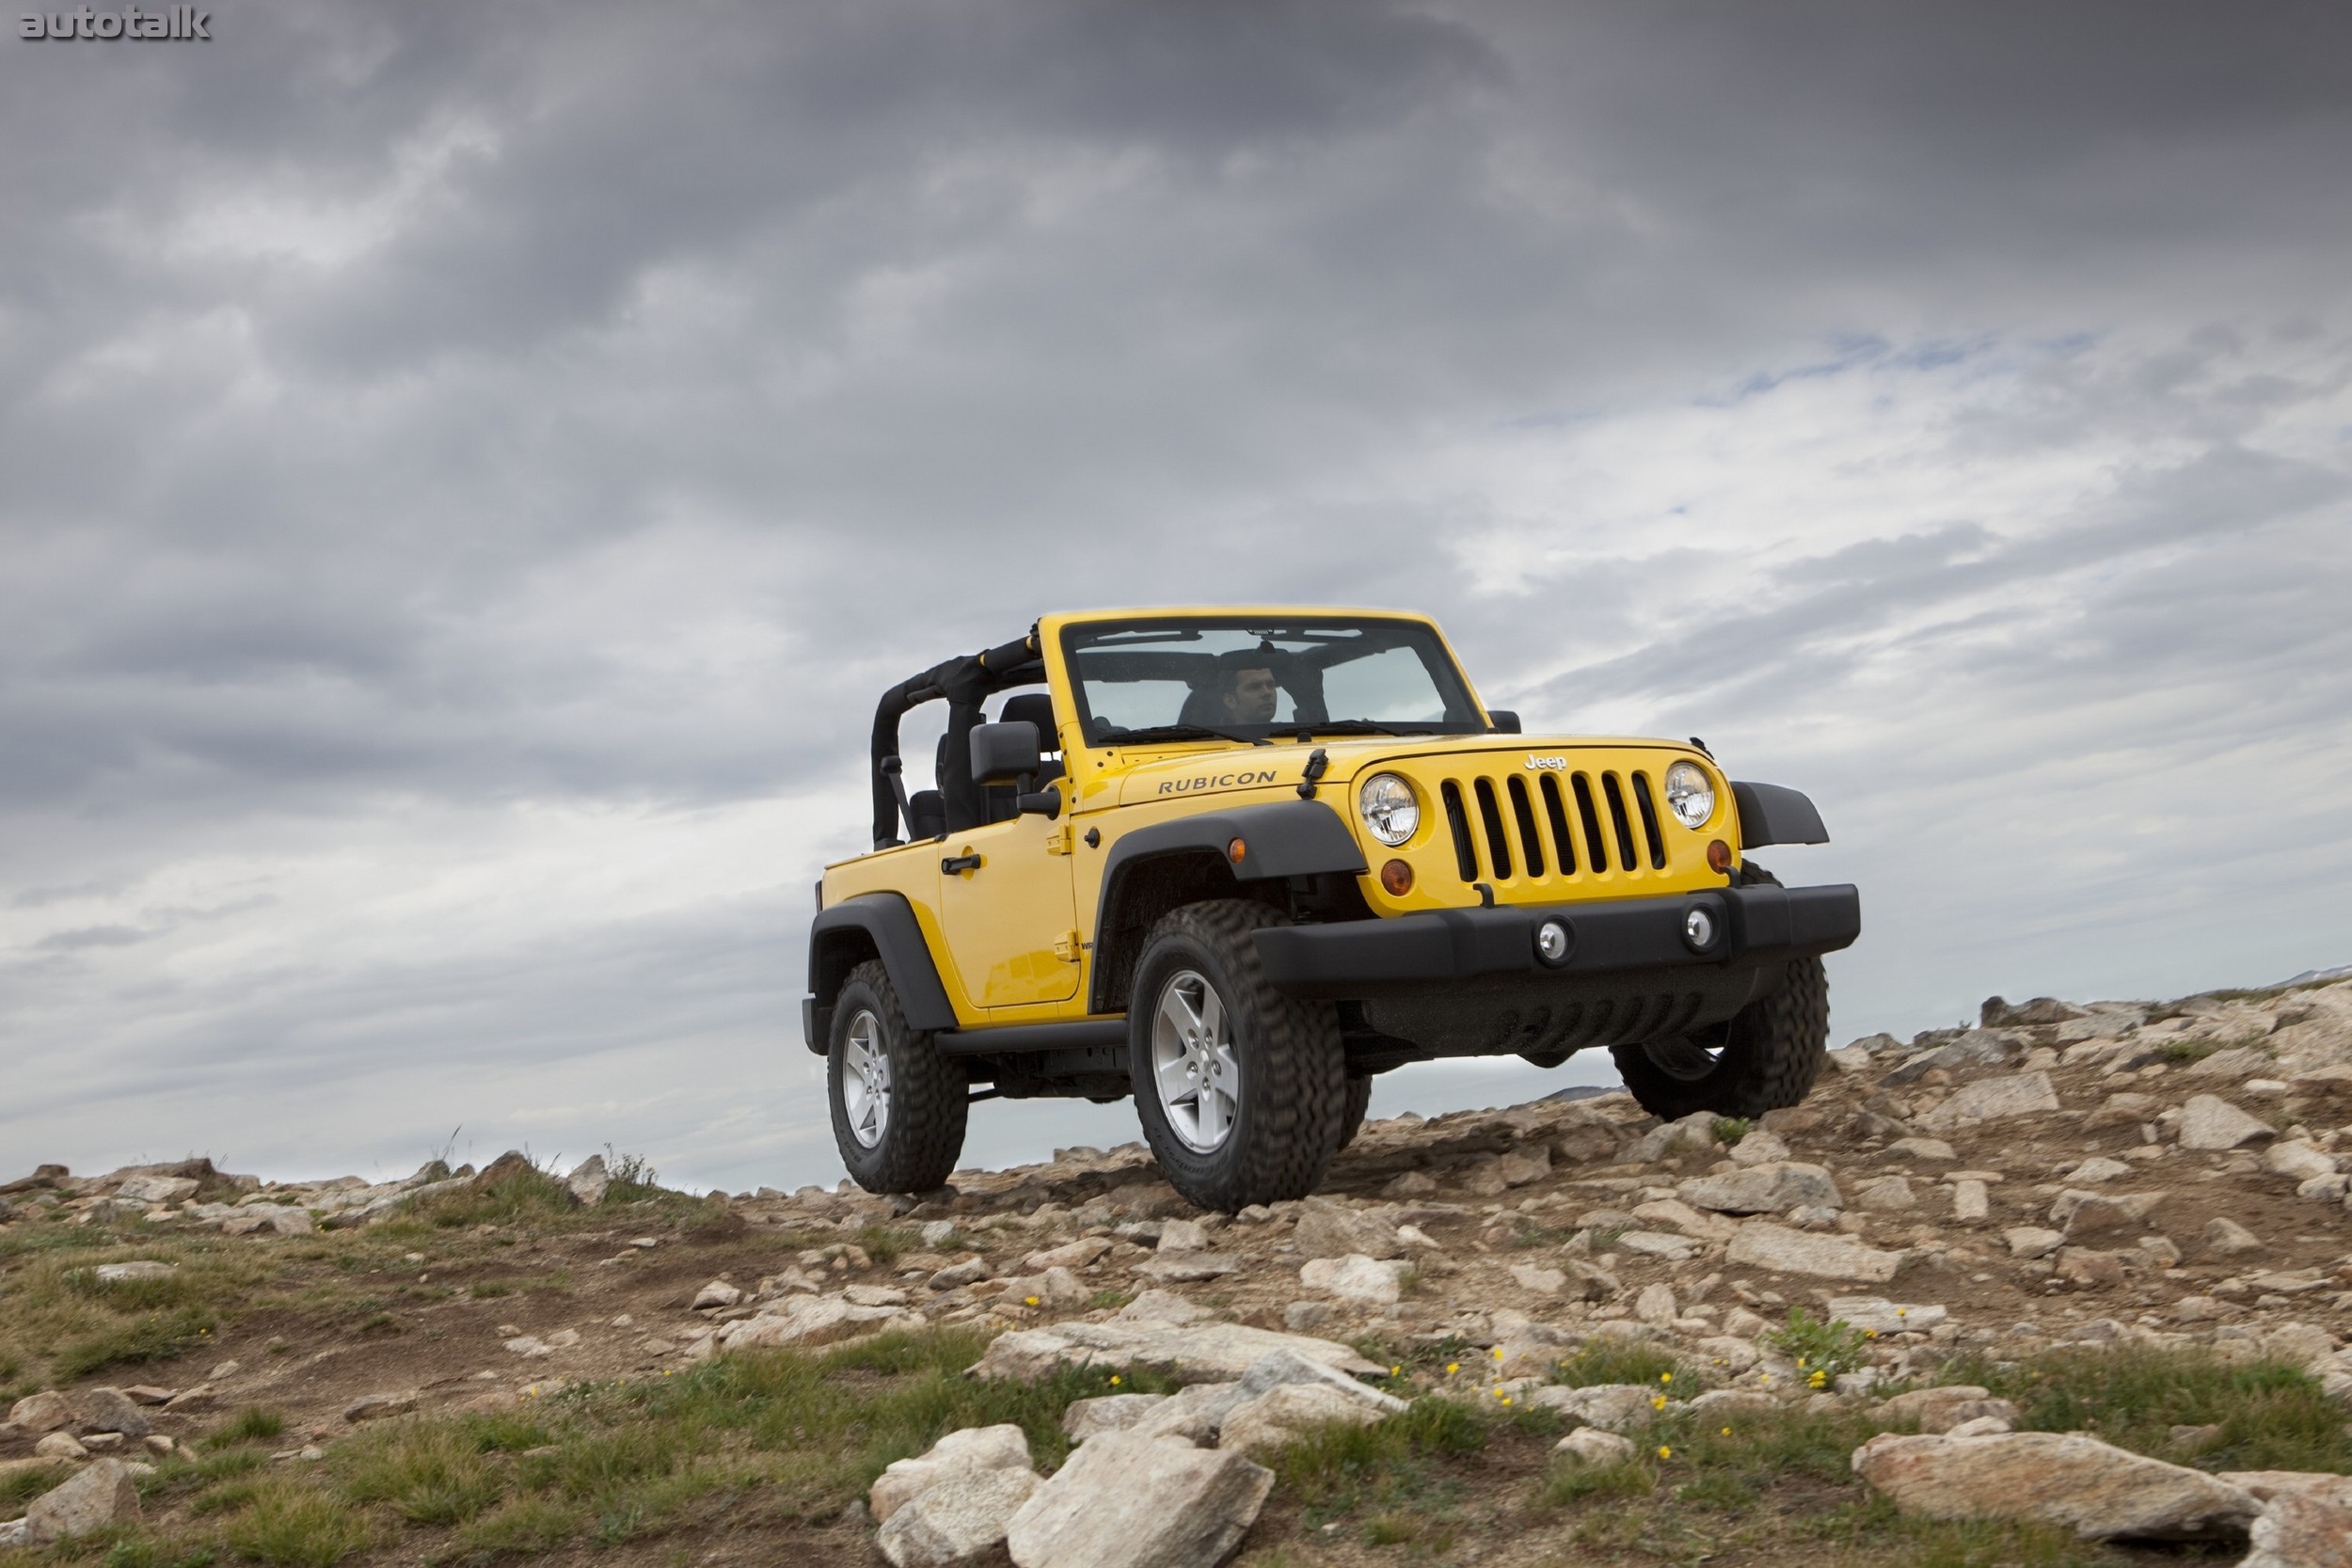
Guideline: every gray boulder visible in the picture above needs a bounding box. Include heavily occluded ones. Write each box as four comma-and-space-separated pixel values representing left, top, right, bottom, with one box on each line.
1006, 1430, 1273, 1568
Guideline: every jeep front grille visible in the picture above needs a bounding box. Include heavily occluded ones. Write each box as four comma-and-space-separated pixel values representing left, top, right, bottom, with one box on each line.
1438, 766, 1667, 887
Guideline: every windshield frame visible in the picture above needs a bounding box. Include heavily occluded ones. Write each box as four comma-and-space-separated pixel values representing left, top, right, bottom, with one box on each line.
1057, 612, 1487, 748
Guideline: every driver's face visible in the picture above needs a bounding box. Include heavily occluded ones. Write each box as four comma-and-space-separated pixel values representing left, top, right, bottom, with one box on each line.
1223, 667, 1279, 723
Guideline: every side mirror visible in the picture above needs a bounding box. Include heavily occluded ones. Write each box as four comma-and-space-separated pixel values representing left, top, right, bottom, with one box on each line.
969, 721, 1042, 785
1487, 709, 1522, 734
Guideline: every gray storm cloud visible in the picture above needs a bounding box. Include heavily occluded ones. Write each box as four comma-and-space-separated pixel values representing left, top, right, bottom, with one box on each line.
3, 1, 2348, 1190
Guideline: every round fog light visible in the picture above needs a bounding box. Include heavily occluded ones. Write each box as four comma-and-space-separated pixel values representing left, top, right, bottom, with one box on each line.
1682, 907, 1717, 951
1534, 919, 1572, 966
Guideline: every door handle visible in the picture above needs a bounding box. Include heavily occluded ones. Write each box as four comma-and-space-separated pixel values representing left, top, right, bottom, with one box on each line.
942, 853, 983, 875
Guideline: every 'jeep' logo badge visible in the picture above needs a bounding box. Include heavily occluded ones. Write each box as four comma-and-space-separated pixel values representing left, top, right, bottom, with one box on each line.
1523, 754, 1568, 771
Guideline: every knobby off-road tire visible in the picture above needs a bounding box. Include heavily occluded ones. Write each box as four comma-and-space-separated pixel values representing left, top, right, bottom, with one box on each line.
1609, 865, 1830, 1122
1127, 900, 1348, 1212
1333, 1076, 1375, 1154
829, 960, 968, 1195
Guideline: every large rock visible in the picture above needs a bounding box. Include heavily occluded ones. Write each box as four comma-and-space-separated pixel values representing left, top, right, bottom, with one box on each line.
1062, 1394, 1168, 1441
26, 1459, 141, 1543
2177, 1095, 2276, 1151
724, 1293, 909, 1350
1006, 1430, 1274, 1568
1917, 1072, 2060, 1132
8, 1391, 74, 1433
1218, 1383, 1386, 1455
1129, 1383, 1245, 1445
1291, 1199, 1404, 1260
1852, 1431, 2259, 1540
71, 1388, 153, 1438
2263, 1142, 2340, 1182
2242, 1490, 2352, 1568
115, 1175, 198, 1205
1297, 1254, 1406, 1306
1629, 1197, 1740, 1243
1677, 1162, 1843, 1215
91, 1261, 176, 1284
871, 1425, 1035, 1524
877, 1466, 1041, 1568
564, 1155, 611, 1206
1727, 1221, 1902, 1283
968, 1320, 1381, 1385
1523, 1384, 1666, 1433
1824, 1298, 1947, 1336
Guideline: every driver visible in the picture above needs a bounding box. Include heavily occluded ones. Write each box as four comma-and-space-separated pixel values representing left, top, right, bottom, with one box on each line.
1220, 660, 1280, 724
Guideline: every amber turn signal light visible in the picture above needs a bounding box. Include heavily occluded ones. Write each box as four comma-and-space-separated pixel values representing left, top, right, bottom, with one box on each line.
1706, 839, 1732, 874
1379, 858, 1414, 895
1227, 837, 1248, 863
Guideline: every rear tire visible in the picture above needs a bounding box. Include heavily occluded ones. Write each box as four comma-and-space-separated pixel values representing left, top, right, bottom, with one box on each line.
1609, 863, 1829, 1122
829, 960, 968, 1194
1128, 900, 1347, 1212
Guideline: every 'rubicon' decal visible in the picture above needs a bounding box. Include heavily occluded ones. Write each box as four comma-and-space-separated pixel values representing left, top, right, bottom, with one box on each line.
1158, 769, 1284, 794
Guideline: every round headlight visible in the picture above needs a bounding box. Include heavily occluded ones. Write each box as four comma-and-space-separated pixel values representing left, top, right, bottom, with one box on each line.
1358, 772, 1419, 847
1663, 760, 1715, 830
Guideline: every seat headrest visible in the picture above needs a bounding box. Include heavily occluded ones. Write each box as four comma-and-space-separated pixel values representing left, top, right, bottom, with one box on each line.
996, 692, 1059, 748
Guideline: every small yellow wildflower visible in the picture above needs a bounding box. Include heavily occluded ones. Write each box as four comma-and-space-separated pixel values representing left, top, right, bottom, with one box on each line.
1391, 1366, 1402, 1377
1720, 1426, 1732, 1436
1659, 1371, 1672, 1384
1446, 1362, 1460, 1375
1109, 1375, 1121, 1386
1657, 1446, 1672, 1460
1493, 1386, 1507, 1400
1651, 1395, 1668, 1411
1025, 1295, 1040, 1307
1492, 1347, 1505, 1360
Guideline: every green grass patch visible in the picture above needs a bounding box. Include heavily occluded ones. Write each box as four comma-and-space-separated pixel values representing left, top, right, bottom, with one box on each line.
1542, 1455, 1657, 1504
1548, 1339, 1686, 1388
215, 1408, 287, 1444
0, 1462, 74, 1513
221, 1481, 374, 1568
2150, 1039, 2221, 1065
1711, 1116, 1751, 1146
847, 1225, 923, 1267
1766, 1306, 1874, 1383
454, 1496, 580, 1559
332, 1419, 505, 1525
1260, 1397, 1486, 1523
1947, 1344, 2352, 1473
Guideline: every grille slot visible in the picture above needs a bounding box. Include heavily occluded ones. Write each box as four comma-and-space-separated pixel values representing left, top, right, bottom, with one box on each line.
1538, 773, 1577, 874
1572, 773, 1610, 871
1472, 778, 1515, 879
1601, 772, 1638, 870
1440, 781, 1478, 881
1506, 776, 1547, 878
1630, 771, 1667, 869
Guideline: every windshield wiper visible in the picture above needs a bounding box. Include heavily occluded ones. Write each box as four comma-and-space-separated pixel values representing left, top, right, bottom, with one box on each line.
1102, 722, 1272, 747
1287, 721, 1448, 737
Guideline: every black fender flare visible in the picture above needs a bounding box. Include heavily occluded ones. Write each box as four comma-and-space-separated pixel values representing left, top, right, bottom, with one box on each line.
1088, 800, 1369, 1013
1730, 782, 1829, 848
804, 893, 957, 1051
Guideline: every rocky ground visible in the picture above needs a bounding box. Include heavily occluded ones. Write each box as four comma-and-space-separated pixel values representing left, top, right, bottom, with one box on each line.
5, 974, 2352, 1566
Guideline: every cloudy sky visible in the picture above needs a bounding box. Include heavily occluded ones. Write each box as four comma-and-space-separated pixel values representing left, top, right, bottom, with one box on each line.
5, 1, 2349, 1194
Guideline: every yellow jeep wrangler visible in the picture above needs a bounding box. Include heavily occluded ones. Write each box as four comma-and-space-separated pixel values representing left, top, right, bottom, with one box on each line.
806, 608, 1859, 1212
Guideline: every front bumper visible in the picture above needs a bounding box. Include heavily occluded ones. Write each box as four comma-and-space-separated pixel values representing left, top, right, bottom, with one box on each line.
1252, 882, 1859, 999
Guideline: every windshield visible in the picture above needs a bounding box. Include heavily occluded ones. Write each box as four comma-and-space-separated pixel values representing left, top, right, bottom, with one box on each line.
1060, 615, 1486, 745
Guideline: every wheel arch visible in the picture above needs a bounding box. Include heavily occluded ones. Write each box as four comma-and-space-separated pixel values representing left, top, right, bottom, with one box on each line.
805, 894, 957, 1052
1087, 800, 1369, 1014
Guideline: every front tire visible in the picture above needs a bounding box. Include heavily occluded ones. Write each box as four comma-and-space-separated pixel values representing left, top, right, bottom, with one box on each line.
829, 960, 967, 1194
1128, 901, 1347, 1212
